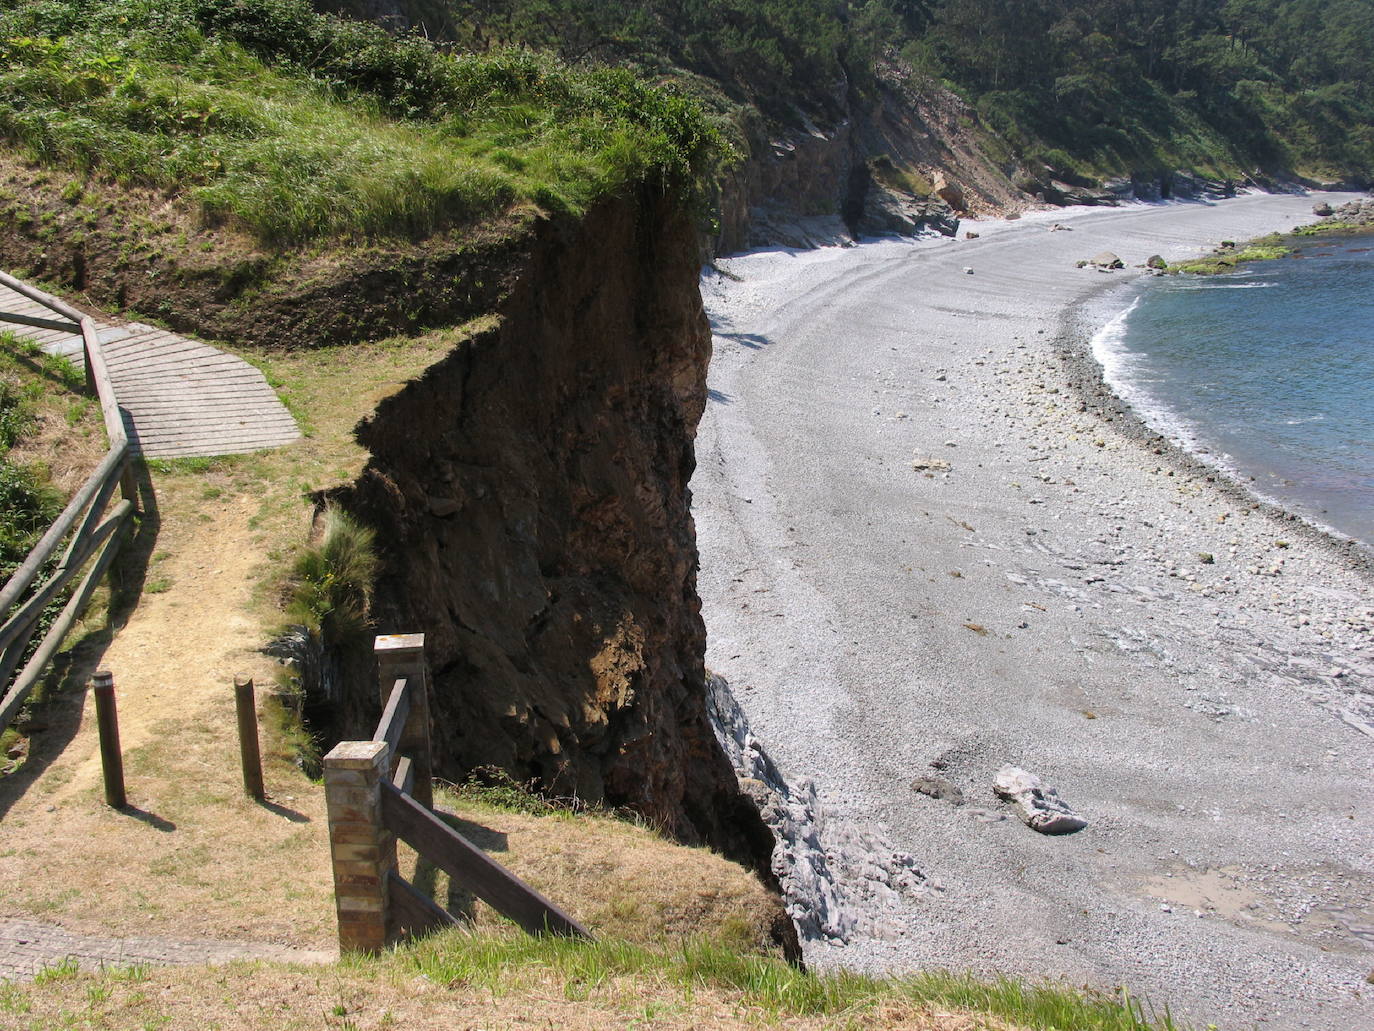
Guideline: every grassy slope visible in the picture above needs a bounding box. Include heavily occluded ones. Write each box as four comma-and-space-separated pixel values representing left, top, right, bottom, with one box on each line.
0, 0, 722, 245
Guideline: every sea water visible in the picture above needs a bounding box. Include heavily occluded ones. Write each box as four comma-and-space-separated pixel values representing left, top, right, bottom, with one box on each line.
1092, 234, 1374, 545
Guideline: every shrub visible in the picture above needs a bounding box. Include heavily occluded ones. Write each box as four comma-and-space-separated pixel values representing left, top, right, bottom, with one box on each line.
285, 506, 378, 644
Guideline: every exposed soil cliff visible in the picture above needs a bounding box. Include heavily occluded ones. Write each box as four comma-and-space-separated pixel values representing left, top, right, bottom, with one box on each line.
714, 72, 1029, 253
331, 187, 784, 888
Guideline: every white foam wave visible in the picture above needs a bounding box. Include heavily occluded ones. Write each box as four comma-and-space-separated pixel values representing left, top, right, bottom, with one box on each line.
1171, 281, 1277, 290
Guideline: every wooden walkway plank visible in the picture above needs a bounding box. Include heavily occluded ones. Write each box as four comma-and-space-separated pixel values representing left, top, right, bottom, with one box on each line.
0, 280, 300, 458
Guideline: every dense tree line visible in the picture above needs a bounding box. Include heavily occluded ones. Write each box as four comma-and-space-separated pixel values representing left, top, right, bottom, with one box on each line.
318, 0, 1374, 180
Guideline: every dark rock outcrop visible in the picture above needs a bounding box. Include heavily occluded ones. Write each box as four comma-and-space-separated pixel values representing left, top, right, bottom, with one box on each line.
332, 187, 780, 875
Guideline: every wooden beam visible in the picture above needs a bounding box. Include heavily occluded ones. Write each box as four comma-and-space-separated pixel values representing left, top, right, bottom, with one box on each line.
393, 755, 415, 797
0, 310, 81, 335
372, 676, 410, 753
0, 270, 87, 324
387, 870, 458, 940
380, 782, 591, 940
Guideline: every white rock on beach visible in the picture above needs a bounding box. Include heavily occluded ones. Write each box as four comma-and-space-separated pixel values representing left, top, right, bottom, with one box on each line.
992, 765, 1087, 835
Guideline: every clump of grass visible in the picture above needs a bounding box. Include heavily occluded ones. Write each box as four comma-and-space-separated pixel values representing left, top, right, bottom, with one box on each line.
452, 764, 560, 816
285, 505, 378, 643
400, 928, 1191, 1030
0, 0, 725, 244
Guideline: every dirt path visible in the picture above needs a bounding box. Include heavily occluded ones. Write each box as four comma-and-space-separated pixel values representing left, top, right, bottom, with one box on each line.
0, 481, 337, 960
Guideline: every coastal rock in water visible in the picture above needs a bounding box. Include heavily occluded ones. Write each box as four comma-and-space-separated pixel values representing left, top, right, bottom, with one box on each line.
1313, 202, 1334, 217
1089, 251, 1124, 270
993, 766, 1087, 835
1146, 254, 1167, 270
912, 775, 965, 806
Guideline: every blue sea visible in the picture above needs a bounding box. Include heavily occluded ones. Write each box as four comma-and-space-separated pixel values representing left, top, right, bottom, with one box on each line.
1091, 233, 1374, 545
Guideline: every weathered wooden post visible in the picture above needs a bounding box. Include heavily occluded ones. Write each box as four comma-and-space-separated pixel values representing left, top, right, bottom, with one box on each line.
91, 670, 125, 809
233, 674, 265, 801
374, 634, 433, 809
323, 739, 395, 953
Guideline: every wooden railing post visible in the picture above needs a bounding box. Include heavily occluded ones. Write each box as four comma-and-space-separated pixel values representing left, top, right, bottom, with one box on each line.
91, 670, 125, 809
374, 634, 432, 809
323, 739, 395, 953
234, 674, 265, 801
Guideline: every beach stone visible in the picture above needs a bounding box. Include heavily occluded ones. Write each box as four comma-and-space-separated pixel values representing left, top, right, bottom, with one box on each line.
1313, 202, 1334, 216
1089, 251, 1124, 269
911, 775, 965, 806
1146, 254, 1167, 269
912, 456, 952, 472
993, 765, 1087, 835
965, 230, 980, 239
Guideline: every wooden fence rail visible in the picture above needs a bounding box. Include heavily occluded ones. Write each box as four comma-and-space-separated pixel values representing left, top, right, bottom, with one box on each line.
0, 271, 137, 730
322, 634, 591, 953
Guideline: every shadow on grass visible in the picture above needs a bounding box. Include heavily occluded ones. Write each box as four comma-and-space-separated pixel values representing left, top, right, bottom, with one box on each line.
0, 461, 159, 821
407, 809, 513, 924
257, 796, 310, 823
119, 803, 176, 832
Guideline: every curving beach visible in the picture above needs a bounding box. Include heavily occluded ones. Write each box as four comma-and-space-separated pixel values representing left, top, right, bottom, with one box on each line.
694, 193, 1374, 1029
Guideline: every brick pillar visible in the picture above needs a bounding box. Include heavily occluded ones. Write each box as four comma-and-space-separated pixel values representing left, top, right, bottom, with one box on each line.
374, 633, 433, 810
323, 740, 394, 953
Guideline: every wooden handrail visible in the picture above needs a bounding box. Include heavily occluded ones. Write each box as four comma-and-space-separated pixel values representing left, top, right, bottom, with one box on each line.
0, 273, 137, 730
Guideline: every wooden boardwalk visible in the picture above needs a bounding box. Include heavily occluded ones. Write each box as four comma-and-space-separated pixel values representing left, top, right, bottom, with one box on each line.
0, 282, 299, 458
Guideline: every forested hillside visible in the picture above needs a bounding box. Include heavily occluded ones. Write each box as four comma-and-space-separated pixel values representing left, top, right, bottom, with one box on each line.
328, 0, 1374, 188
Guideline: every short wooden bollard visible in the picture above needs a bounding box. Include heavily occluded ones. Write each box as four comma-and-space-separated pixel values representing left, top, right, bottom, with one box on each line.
234, 675, 265, 801
91, 670, 125, 809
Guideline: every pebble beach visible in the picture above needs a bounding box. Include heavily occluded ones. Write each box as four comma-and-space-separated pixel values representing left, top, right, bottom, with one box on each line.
694, 192, 1374, 1030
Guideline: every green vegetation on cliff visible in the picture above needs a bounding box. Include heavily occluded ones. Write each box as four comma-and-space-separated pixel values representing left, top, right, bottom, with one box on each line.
331, 0, 1374, 187
0, 0, 723, 242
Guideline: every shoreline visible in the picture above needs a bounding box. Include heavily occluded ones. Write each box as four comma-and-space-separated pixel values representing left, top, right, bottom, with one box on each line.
694, 191, 1374, 1030
1059, 275, 1374, 578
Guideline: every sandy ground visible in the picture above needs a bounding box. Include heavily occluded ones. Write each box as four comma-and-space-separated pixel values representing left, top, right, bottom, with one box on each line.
694, 193, 1374, 1030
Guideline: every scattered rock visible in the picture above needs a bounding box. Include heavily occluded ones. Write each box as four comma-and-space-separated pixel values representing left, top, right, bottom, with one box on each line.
1088, 251, 1124, 270
1146, 254, 1167, 270
993, 765, 1087, 835
1312, 202, 1334, 217
962, 266, 974, 275
912, 456, 952, 472
1048, 223, 1073, 232
1219, 240, 1236, 249
964, 230, 980, 240
911, 775, 965, 806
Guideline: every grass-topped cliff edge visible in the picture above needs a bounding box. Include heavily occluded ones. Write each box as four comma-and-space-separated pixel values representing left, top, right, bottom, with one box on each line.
0, 0, 724, 244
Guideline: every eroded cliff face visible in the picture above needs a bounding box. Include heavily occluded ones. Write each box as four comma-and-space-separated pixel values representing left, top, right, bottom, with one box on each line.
334, 188, 778, 873
714, 74, 1028, 253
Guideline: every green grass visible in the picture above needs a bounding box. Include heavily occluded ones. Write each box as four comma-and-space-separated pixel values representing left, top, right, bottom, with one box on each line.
0, 0, 725, 245
393, 929, 1191, 1031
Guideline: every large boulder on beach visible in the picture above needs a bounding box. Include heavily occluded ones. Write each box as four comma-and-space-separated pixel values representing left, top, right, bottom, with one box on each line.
1146, 254, 1167, 269
1313, 201, 1334, 217
993, 766, 1087, 835
1089, 251, 1124, 269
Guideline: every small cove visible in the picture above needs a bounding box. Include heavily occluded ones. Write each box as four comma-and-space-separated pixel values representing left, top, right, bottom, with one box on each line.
1092, 232, 1374, 545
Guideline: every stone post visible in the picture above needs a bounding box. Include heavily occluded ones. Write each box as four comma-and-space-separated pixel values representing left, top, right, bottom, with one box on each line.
323, 739, 394, 953
374, 633, 433, 810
